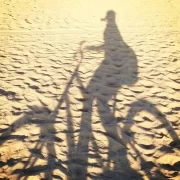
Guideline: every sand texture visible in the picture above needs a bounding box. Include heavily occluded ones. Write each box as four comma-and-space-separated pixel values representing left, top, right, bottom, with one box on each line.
0, 0, 180, 179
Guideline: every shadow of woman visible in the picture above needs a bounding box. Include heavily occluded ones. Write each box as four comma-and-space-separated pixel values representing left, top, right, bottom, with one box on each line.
74, 10, 139, 179
73, 11, 179, 180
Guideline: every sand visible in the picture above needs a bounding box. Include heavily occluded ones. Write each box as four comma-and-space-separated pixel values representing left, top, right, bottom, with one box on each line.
0, 0, 180, 179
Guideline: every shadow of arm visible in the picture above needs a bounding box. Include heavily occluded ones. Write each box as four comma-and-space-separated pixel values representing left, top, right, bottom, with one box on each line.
86, 44, 104, 51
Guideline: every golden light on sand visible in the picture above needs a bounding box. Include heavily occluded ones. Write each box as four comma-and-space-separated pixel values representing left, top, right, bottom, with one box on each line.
0, 0, 180, 179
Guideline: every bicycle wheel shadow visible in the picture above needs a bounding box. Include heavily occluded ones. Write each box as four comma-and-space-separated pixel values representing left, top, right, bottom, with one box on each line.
114, 98, 180, 179
0, 106, 68, 180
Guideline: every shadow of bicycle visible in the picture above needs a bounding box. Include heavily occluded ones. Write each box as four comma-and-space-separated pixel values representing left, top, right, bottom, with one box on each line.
0, 10, 179, 180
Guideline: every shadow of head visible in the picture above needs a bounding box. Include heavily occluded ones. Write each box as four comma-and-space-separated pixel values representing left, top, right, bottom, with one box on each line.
101, 10, 116, 22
